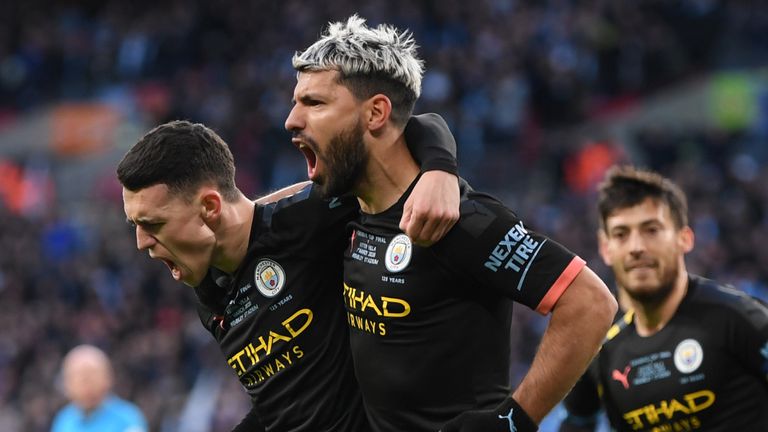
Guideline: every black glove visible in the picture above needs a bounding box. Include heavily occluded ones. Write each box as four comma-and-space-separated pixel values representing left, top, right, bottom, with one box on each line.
440, 397, 538, 432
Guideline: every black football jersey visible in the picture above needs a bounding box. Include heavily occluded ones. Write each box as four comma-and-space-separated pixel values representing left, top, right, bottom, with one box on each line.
343, 178, 585, 432
195, 184, 369, 432
563, 275, 768, 431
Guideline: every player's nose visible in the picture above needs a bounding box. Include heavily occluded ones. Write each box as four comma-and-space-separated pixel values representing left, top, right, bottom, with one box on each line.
135, 226, 156, 250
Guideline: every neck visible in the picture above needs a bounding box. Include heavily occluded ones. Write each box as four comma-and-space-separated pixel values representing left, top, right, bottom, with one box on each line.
629, 268, 689, 337
210, 193, 255, 274
355, 129, 420, 214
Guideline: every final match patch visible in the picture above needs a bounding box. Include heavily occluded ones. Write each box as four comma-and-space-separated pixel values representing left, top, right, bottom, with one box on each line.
385, 234, 412, 273
255, 259, 286, 298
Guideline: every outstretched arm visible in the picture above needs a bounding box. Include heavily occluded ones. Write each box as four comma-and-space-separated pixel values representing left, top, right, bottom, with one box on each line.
403, 113, 460, 246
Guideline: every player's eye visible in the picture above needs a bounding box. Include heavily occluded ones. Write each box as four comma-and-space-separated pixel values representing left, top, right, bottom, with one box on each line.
611, 230, 627, 240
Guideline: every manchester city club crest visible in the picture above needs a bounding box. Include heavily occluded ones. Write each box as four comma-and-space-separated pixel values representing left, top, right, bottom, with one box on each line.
254, 259, 286, 298
385, 234, 412, 273
674, 338, 704, 374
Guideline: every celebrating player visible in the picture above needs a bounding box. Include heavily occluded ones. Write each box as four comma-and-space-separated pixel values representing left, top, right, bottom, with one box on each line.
286, 15, 618, 432
117, 115, 459, 431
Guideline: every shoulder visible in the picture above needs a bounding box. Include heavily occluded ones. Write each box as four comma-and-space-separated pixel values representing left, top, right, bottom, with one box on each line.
452, 179, 518, 235
686, 275, 768, 328
605, 310, 635, 343
52, 404, 79, 427
260, 183, 356, 227
104, 397, 147, 427
259, 182, 316, 220
688, 275, 768, 315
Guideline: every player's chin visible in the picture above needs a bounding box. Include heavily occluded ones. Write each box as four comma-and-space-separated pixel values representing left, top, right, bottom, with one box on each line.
316, 181, 338, 199
626, 279, 664, 295
312, 171, 335, 194
181, 271, 206, 288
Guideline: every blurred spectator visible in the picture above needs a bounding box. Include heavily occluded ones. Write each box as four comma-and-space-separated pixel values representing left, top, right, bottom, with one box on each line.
51, 344, 147, 432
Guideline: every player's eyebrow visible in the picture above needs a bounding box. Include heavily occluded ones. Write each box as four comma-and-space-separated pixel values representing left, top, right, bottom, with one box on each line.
293, 93, 325, 105
125, 217, 160, 227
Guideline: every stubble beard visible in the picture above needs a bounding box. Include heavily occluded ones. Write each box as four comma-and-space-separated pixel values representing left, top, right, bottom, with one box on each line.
317, 120, 368, 199
620, 261, 679, 307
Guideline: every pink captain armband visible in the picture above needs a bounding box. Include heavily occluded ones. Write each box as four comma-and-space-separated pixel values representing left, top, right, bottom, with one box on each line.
535, 256, 586, 315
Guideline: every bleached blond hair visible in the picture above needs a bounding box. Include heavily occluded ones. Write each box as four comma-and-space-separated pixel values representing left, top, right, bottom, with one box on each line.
292, 14, 424, 124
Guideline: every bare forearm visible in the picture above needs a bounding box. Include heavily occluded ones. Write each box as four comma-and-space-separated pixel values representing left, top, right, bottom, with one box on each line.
254, 181, 312, 205
513, 268, 616, 422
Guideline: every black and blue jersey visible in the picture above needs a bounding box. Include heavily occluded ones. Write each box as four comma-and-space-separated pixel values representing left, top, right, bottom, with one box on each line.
562, 275, 768, 431
344, 178, 585, 432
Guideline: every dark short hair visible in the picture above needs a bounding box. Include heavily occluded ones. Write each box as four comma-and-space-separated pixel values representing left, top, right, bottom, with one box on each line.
116, 120, 239, 201
336, 72, 417, 126
597, 165, 688, 231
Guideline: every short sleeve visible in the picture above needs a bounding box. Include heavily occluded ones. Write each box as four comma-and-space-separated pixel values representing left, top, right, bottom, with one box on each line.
433, 196, 585, 313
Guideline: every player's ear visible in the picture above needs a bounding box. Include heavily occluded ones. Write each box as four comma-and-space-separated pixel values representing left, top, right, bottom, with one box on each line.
597, 229, 613, 266
199, 188, 222, 224
365, 94, 392, 132
678, 226, 694, 254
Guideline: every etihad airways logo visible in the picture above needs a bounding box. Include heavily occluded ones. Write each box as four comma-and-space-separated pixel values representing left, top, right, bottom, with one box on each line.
228, 308, 313, 378
343, 283, 411, 337
623, 390, 715, 429
343, 283, 411, 317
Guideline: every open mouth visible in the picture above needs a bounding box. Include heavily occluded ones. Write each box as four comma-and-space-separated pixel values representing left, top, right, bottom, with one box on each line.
294, 140, 318, 179
160, 258, 182, 281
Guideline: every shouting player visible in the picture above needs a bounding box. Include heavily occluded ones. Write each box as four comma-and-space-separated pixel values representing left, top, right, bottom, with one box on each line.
117, 115, 459, 431
286, 15, 617, 432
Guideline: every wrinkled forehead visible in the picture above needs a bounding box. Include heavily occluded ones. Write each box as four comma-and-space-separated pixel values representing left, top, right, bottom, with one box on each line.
605, 198, 673, 229
294, 70, 344, 95
122, 183, 178, 219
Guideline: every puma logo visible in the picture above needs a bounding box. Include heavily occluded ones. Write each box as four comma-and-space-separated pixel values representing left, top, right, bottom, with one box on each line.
498, 408, 517, 432
612, 365, 632, 389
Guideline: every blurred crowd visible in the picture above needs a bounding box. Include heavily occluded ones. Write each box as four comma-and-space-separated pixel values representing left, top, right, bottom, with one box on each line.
1, 0, 767, 431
